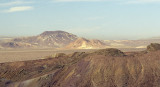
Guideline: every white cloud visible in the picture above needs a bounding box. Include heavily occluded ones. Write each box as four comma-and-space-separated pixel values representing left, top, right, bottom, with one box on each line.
0, 1, 33, 7
3, 6, 33, 13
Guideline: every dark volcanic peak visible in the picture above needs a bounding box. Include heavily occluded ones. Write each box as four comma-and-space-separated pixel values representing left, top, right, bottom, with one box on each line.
40, 31, 74, 36
39, 31, 78, 41
39, 31, 78, 39
38, 30, 78, 44
37, 31, 78, 47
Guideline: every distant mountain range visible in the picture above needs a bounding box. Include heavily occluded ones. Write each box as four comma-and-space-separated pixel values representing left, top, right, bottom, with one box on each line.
1, 31, 160, 49
9, 31, 78, 48
0, 31, 106, 49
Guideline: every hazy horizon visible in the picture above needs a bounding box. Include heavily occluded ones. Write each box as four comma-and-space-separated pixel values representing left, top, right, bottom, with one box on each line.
1, 0, 160, 40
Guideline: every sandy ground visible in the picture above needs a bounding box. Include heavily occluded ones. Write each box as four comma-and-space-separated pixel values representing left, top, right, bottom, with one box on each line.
0, 49, 97, 63
0, 48, 145, 63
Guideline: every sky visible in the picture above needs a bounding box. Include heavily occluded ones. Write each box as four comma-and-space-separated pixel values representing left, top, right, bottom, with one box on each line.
0, 0, 160, 40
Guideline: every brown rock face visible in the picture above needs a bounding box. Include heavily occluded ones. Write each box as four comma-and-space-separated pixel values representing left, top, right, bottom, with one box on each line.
147, 43, 160, 51
94, 48, 125, 57
1, 48, 160, 87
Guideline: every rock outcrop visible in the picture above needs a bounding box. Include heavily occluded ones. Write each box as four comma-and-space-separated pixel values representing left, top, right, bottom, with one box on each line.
147, 43, 160, 51
94, 48, 125, 57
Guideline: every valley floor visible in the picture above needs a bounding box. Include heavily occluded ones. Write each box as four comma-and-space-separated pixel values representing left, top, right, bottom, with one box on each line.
0, 48, 144, 63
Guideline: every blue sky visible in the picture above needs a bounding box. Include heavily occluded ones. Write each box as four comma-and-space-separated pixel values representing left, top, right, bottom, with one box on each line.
0, 0, 160, 40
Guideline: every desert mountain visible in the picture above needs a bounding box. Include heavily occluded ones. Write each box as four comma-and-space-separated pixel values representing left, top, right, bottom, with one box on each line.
1, 43, 160, 87
1, 30, 160, 49
0, 31, 107, 49
66, 38, 106, 49
1, 31, 78, 48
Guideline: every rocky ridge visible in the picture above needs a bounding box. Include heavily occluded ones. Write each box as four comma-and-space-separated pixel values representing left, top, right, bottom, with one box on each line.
1, 43, 160, 87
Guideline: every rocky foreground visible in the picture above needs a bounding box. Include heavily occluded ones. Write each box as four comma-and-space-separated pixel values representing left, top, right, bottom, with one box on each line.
0, 43, 160, 87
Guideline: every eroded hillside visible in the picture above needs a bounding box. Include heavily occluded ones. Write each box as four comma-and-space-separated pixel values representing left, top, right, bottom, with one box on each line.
1, 43, 160, 87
